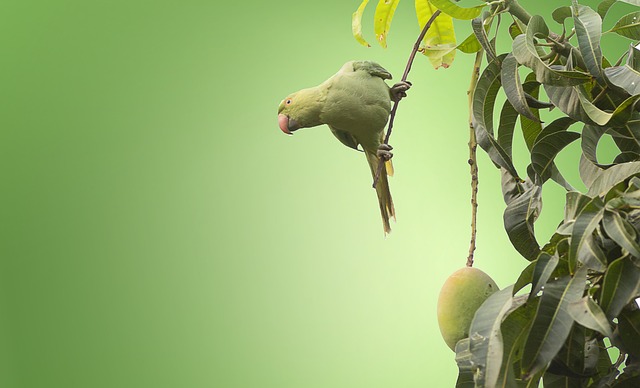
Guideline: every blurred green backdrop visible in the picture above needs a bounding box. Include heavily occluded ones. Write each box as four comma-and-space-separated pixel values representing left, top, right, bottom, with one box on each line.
0, 1, 633, 387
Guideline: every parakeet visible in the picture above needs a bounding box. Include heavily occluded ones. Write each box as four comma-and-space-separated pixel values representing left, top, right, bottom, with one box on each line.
277, 60, 410, 234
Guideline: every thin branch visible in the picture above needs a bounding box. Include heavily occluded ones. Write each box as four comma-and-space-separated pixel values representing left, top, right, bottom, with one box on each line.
467, 50, 484, 268
373, 10, 442, 188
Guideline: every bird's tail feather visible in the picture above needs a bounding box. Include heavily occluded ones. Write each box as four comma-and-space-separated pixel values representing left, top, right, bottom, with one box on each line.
366, 151, 395, 234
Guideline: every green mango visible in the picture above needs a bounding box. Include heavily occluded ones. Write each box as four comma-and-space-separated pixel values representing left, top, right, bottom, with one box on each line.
437, 267, 499, 351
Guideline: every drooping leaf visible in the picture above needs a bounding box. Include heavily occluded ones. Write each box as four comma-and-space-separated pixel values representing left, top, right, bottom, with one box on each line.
520, 77, 543, 151
504, 180, 542, 261
429, 0, 485, 20
514, 260, 536, 296
473, 55, 520, 178
618, 309, 640, 357
498, 100, 519, 159
567, 296, 614, 337
587, 160, 640, 196
512, 18, 592, 86
501, 53, 540, 122
496, 297, 539, 387
374, 0, 400, 48
543, 325, 586, 386
468, 286, 516, 388
530, 252, 560, 301
582, 124, 609, 166
416, 0, 457, 69
521, 266, 589, 378
531, 117, 580, 183
472, 13, 496, 62
580, 154, 604, 187
600, 256, 640, 319
572, 1, 603, 79
608, 11, 640, 40
352, 0, 371, 47
509, 21, 523, 40
568, 194, 605, 268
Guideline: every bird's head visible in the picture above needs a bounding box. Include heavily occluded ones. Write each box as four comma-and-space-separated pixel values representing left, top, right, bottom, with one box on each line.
277, 88, 322, 135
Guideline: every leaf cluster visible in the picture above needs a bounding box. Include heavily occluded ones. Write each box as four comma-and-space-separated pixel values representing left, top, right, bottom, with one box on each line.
354, 0, 640, 386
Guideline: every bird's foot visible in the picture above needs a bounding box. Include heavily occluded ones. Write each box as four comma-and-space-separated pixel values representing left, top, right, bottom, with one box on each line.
377, 143, 393, 161
390, 81, 412, 103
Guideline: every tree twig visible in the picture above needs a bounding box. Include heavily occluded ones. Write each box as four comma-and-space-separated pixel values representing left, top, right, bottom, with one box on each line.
467, 51, 484, 268
373, 10, 442, 188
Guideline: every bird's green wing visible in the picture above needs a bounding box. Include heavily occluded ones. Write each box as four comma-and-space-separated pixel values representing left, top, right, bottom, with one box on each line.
352, 61, 392, 80
330, 126, 361, 151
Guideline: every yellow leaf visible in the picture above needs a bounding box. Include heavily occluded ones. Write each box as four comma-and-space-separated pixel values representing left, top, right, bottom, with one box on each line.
352, 0, 371, 47
374, 0, 401, 48
415, 0, 457, 68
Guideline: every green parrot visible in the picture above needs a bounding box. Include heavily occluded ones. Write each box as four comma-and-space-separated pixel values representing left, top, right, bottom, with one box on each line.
277, 60, 410, 234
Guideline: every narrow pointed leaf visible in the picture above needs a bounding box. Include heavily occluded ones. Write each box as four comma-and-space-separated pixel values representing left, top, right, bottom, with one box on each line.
504, 181, 542, 261
582, 124, 609, 166
473, 55, 520, 178
600, 256, 640, 319
498, 100, 519, 159
598, 0, 617, 19
530, 252, 560, 301
567, 296, 614, 337
352, 0, 371, 47
553, 6, 573, 24
522, 266, 588, 378
502, 53, 539, 122
472, 13, 496, 62
514, 260, 536, 296
374, 0, 400, 48
609, 11, 640, 40
520, 77, 543, 150
456, 32, 482, 53
531, 118, 580, 183
569, 195, 605, 268
572, 1, 603, 78
602, 209, 640, 257
587, 161, 640, 196
429, 0, 485, 20
468, 286, 516, 388
580, 154, 603, 187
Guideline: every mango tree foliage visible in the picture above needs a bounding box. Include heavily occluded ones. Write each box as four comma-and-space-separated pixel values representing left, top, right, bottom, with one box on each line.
352, 0, 640, 386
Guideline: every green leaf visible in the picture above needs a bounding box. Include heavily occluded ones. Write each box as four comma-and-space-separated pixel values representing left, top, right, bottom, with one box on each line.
587, 161, 640, 196
543, 325, 586, 386
416, 0, 457, 69
512, 17, 591, 86
514, 261, 536, 296
352, 0, 371, 47
520, 77, 543, 151
429, 0, 485, 20
567, 296, 614, 337
374, 0, 400, 48
618, 309, 640, 357
472, 13, 496, 62
569, 195, 606, 268
608, 11, 640, 40
473, 55, 520, 178
603, 209, 640, 257
572, 1, 603, 79
580, 154, 604, 189
468, 286, 516, 388
498, 100, 519, 159
598, 0, 617, 19
604, 63, 640, 96
509, 21, 523, 40
496, 297, 539, 387
522, 266, 589, 378
454, 338, 475, 387
504, 180, 542, 261
553, 6, 573, 24
600, 256, 640, 319
530, 252, 560, 301
456, 32, 481, 54
501, 53, 540, 122
531, 117, 580, 183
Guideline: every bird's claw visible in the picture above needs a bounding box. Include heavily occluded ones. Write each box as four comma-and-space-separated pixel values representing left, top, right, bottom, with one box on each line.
390, 81, 412, 103
377, 144, 393, 160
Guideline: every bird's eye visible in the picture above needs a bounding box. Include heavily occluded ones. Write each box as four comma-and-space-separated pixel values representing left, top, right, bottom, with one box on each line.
285, 99, 292, 105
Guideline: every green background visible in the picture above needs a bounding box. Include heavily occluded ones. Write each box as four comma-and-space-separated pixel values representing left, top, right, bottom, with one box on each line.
0, 1, 632, 387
